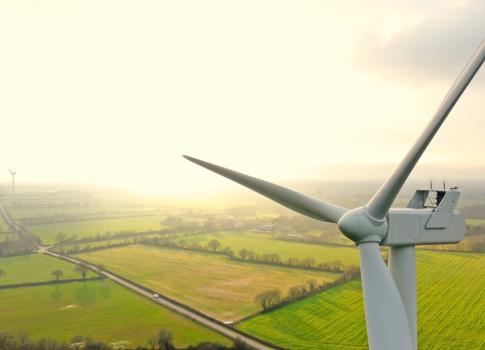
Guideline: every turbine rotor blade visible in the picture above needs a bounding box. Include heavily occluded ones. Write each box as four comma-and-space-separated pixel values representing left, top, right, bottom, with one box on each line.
359, 242, 413, 350
183, 155, 348, 223
366, 39, 485, 220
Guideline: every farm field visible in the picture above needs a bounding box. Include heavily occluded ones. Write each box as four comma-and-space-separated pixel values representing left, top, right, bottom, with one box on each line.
8, 206, 166, 221
180, 231, 360, 266
0, 280, 229, 348
237, 250, 485, 350
27, 215, 167, 244
0, 216, 10, 233
0, 254, 96, 285
466, 218, 485, 226
0, 232, 13, 243
77, 245, 340, 322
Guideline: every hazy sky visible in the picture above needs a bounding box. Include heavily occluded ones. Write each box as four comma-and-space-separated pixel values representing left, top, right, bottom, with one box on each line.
1, 0, 484, 194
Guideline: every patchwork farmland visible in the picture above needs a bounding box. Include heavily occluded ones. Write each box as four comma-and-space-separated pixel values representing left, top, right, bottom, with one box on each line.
2, 187, 485, 349
77, 244, 340, 321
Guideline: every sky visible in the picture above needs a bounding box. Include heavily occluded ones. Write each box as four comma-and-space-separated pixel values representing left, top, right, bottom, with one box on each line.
1, 0, 484, 195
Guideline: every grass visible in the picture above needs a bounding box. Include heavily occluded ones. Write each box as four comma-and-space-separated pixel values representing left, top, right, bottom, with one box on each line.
179, 231, 360, 266
0, 232, 13, 243
8, 206, 162, 220
0, 215, 11, 233
27, 215, 167, 244
77, 245, 340, 322
236, 250, 485, 350
466, 219, 485, 226
0, 254, 96, 285
0, 280, 229, 348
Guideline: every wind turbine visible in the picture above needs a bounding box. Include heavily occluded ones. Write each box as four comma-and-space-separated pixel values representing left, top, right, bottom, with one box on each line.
6, 167, 16, 194
184, 39, 485, 350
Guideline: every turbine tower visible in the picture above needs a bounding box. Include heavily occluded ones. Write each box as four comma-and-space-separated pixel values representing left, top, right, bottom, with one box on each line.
7, 167, 16, 194
184, 39, 485, 350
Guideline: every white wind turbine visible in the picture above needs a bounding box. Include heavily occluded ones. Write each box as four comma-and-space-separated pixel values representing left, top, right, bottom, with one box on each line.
6, 167, 17, 194
184, 39, 485, 350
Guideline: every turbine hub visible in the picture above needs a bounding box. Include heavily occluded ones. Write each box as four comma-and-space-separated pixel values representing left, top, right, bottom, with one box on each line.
338, 207, 388, 244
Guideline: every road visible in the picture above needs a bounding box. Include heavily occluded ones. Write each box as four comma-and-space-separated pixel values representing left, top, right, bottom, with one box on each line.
0, 200, 279, 350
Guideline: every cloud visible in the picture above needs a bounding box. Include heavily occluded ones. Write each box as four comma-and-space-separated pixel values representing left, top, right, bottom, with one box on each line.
353, 0, 485, 82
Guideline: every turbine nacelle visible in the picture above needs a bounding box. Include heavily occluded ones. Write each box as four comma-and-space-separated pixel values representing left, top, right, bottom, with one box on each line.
338, 188, 466, 246
337, 207, 388, 244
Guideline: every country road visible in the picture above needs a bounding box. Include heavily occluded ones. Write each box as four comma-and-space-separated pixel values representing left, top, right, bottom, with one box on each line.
0, 200, 280, 350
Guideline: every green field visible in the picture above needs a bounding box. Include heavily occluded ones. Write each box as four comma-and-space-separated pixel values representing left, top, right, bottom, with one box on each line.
0, 215, 11, 233
0, 280, 229, 348
237, 250, 485, 350
28, 215, 167, 244
0, 232, 13, 243
180, 231, 360, 266
0, 254, 96, 285
78, 245, 340, 322
8, 206, 162, 220
466, 219, 485, 226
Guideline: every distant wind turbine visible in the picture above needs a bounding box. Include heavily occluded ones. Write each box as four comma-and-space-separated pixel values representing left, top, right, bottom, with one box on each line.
7, 167, 16, 194
184, 39, 485, 350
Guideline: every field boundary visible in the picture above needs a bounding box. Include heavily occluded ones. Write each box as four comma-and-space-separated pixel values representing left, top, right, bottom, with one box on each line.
18, 212, 164, 226
69, 241, 348, 274
0, 276, 106, 290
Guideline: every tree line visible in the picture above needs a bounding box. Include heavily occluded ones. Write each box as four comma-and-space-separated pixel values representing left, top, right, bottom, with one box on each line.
56, 240, 136, 255
254, 266, 361, 312
54, 229, 167, 246
0, 330, 254, 350
139, 237, 346, 273
20, 212, 159, 226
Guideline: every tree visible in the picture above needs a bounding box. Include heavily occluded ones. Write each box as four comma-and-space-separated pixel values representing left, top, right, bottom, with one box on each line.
207, 239, 221, 252
254, 289, 281, 310
269, 253, 281, 264
286, 257, 300, 266
307, 279, 318, 292
84, 339, 112, 350
148, 335, 158, 350
223, 246, 235, 259
51, 270, 64, 281
238, 248, 249, 260
55, 232, 67, 243
157, 329, 174, 350
254, 291, 271, 310
331, 260, 342, 272
302, 257, 316, 268
288, 284, 307, 300
74, 265, 89, 280
288, 286, 300, 300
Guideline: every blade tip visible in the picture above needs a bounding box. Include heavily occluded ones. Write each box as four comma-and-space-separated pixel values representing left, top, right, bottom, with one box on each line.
183, 154, 202, 165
